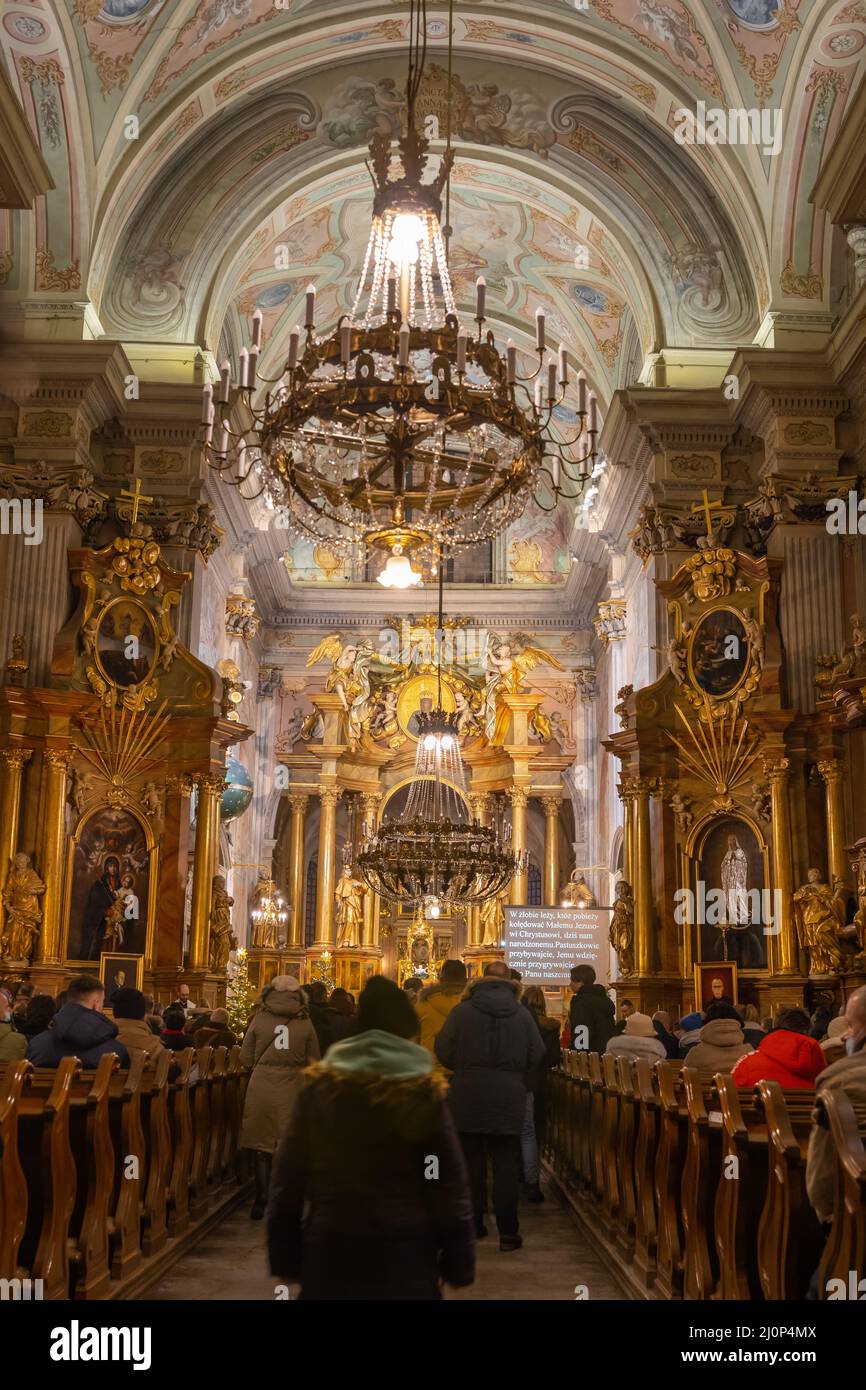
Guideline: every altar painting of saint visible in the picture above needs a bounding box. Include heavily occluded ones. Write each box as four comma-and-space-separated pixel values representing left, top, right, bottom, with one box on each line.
690, 610, 749, 697
68, 808, 150, 960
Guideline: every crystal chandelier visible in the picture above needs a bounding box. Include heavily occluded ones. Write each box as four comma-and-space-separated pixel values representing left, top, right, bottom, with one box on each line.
250, 877, 289, 947
202, 0, 599, 578
357, 558, 524, 908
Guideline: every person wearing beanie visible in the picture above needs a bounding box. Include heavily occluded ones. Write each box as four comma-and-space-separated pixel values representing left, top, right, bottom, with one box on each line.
677, 1011, 705, 1057
240, 975, 320, 1219
820, 1014, 848, 1065
731, 1008, 825, 1089
434, 960, 545, 1252
111, 987, 167, 1059
684, 1001, 752, 1073
605, 1011, 667, 1064
267, 975, 475, 1300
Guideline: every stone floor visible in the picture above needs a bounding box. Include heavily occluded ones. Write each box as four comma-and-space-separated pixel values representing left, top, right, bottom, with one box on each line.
144, 1178, 627, 1302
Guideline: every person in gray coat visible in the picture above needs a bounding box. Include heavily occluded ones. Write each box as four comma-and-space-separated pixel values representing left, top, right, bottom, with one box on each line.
434, 961, 545, 1251
239, 975, 320, 1218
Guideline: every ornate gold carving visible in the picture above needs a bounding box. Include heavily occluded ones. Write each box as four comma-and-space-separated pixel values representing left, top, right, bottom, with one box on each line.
0, 852, 45, 964
0, 746, 32, 771
783, 421, 831, 446
683, 545, 737, 603
288, 792, 310, 814
110, 535, 162, 595
318, 785, 340, 810
34, 250, 81, 292
541, 795, 562, 818
594, 598, 627, 644
793, 869, 845, 976
43, 748, 71, 772
780, 258, 823, 300
196, 772, 228, 798
817, 758, 844, 786
226, 594, 260, 641
5, 634, 29, 688
208, 874, 234, 973
510, 787, 528, 811
608, 879, 634, 975
615, 685, 633, 730
77, 696, 170, 812
22, 410, 73, 437
668, 696, 762, 810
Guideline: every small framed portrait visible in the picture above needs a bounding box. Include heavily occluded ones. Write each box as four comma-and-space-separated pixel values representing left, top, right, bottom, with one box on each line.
688, 608, 749, 697
100, 952, 144, 1005
694, 961, 738, 1011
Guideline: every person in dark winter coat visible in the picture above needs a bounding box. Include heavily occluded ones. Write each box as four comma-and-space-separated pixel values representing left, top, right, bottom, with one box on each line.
435, 961, 545, 1251
194, 1007, 237, 1051
26, 975, 129, 1068
267, 975, 474, 1300
568, 963, 616, 1052
731, 1008, 826, 1089
16, 994, 56, 1044
161, 1006, 196, 1051
520, 986, 561, 1201
652, 1010, 681, 1059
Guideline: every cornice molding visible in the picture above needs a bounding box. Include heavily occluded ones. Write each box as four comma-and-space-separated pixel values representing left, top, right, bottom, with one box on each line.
0, 66, 53, 210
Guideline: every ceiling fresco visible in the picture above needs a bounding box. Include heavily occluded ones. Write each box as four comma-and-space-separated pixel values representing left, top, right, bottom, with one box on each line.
0, 0, 863, 596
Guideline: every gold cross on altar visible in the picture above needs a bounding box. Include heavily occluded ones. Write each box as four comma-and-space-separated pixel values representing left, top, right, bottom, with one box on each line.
692, 488, 723, 537
120, 478, 153, 525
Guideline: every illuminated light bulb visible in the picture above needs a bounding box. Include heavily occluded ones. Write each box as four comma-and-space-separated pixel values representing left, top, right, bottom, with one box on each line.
440, 734, 454, 752
376, 545, 422, 589
423, 733, 437, 751
387, 211, 426, 267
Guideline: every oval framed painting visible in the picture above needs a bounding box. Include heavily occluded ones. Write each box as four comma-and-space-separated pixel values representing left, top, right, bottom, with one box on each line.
688, 608, 750, 698
95, 598, 158, 689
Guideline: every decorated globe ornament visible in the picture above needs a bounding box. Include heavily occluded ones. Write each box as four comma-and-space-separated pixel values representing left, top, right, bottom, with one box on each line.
220, 756, 254, 822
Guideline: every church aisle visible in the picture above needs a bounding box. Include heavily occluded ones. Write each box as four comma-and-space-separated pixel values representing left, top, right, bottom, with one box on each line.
142, 1179, 625, 1302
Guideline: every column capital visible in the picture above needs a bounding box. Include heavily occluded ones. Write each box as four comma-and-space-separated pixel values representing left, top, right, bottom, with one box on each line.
763, 756, 791, 784
288, 791, 309, 814
0, 747, 33, 771
165, 772, 194, 796
817, 757, 845, 785
195, 771, 227, 797
318, 784, 340, 809
469, 791, 492, 819
540, 795, 562, 818
510, 786, 529, 810
43, 747, 71, 771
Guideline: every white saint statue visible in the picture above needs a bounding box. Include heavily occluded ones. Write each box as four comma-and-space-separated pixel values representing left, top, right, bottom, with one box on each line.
720, 834, 749, 923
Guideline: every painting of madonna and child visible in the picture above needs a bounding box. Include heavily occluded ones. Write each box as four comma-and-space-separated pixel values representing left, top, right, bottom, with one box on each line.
674, 817, 770, 969
66, 808, 150, 961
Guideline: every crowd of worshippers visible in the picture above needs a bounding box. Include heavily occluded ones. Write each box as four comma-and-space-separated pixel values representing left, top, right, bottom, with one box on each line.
1, 962, 864, 1301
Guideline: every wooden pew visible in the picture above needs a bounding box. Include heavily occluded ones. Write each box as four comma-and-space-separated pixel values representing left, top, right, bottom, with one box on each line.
167, 1050, 193, 1236
600, 1053, 621, 1236
207, 1046, 229, 1188
654, 1060, 688, 1299
680, 1067, 723, 1301
755, 1079, 824, 1300
106, 1051, 146, 1280
189, 1045, 213, 1218
65, 1053, 118, 1298
16, 1056, 79, 1299
587, 1052, 606, 1210
713, 1074, 771, 1300
222, 1046, 242, 1180
632, 1057, 662, 1286
140, 1051, 172, 1257
574, 1051, 593, 1198
614, 1056, 638, 1260
0, 1060, 32, 1281
815, 1087, 866, 1298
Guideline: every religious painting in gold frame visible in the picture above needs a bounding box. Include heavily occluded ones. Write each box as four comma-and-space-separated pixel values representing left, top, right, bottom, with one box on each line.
693, 961, 738, 1011
395, 672, 457, 739
62, 805, 158, 965
100, 951, 144, 1003
94, 598, 159, 690
687, 608, 750, 699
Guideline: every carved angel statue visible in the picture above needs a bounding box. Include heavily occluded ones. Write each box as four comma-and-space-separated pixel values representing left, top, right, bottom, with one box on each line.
142, 780, 163, 822
749, 781, 771, 822
335, 864, 367, 948
653, 633, 687, 684
793, 868, 846, 976
740, 606, 765, 672
668, 792, 693, 833
208, 874, 234, 973
279, 705, 307, 750
851, 613, 866, 665
68, 765, 95, 817
1, 852, 45, 963
369, 686, 399, 739
306, 634, 405, 749
479, 892, 505, 947
483, 632, 564, 745
453, 689, 483, 740
608, 879, 635, 976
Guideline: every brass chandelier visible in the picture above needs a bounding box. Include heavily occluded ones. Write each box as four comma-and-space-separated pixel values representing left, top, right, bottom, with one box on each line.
356, 556, 524, 908
201, 0, 599, 582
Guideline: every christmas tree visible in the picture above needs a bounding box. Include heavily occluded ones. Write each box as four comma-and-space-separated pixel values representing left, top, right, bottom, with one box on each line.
226, 947, 256, 1040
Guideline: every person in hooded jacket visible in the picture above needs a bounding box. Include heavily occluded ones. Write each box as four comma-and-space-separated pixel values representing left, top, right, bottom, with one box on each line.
0, 990, 26, 1061
267, 975, 475, 1300
435, 960, 545, 1251
606, 1011, 667, 1063
652, 1010, 680, 1059
240, 975, 320, 1219
26, 975, 129, 1068
568, 963, 616, 1052
16, 993, 56, 1045
683, 1000, 752, 1073
731, 1008, 826, 1089
416, 958, 468, 1074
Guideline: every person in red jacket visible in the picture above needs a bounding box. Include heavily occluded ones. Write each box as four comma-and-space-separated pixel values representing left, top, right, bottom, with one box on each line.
731, 1007, 826, 1089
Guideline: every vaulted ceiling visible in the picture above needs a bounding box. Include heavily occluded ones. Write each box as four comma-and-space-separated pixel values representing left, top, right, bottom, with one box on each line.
2, 0, 863, 609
